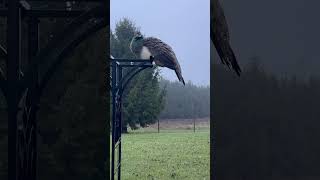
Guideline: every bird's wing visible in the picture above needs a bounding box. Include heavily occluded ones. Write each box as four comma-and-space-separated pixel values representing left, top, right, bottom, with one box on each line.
154, 51, 185, 85
144, 37, 185, 85
211, 0, 241, 76
143, 37, 177, 69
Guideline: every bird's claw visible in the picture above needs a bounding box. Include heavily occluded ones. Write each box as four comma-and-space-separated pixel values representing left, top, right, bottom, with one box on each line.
149, 56, 154, 63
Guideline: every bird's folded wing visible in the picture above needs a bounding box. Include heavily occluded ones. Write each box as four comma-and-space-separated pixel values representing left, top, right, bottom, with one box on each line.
144, 37, 178, 69
153, 52, 176, 70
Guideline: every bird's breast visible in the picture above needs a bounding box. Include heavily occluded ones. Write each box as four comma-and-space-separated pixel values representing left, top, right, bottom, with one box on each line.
140, 46, 152, 59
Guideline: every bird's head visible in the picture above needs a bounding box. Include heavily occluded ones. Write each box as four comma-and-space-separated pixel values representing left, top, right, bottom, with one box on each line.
130, 32, 144, 56
132, 32, 144, 42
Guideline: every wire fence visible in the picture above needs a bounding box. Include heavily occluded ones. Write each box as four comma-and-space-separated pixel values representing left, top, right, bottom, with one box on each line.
127, 117, 210, 133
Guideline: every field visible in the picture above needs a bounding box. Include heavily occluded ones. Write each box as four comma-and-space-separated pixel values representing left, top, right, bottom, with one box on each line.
120, 118, 210, 180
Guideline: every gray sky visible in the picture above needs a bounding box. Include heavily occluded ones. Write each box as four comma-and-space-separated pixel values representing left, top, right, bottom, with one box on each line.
111, 0, 210, 86
217, 0, 320, 79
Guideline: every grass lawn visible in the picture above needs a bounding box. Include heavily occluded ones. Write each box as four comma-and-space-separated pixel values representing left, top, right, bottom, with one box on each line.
121, 130, 210, 180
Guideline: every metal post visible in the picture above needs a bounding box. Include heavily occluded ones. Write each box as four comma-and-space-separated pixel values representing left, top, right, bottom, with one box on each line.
192, 103, 195, 133
117, 66, 122, 180
194, 118, 195, 133
7, 1, 21, 179
111, 60, 116, 180
27, 17, 39, 180
110, 58, 153, 180
158, 119, 160, 133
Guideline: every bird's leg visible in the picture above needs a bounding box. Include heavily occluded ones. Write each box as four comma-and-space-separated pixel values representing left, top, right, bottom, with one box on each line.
149, 55, 155, 64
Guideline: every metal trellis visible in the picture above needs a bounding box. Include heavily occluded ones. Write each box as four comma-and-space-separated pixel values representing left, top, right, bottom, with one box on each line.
0, 1, 107, 179
110, 56, 154, 180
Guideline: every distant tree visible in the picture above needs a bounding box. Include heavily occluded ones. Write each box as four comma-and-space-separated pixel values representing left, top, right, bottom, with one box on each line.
213, 59, 320, 179
159, 80, 210, 119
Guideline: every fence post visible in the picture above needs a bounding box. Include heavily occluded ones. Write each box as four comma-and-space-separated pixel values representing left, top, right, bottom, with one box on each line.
194, 118, 195, 133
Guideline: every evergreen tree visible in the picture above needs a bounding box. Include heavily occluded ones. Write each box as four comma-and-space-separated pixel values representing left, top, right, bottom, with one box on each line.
110, 18, 165, 132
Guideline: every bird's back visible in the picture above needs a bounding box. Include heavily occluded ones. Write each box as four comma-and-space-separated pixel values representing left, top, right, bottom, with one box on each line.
143, 37, 178, 69
143, 37, 176, 58
143, 37, 185, 85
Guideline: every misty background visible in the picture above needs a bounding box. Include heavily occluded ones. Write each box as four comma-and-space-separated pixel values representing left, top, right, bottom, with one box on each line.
111, 0, 210, 86
215, 0, 320, 80
214, 1, 320, 179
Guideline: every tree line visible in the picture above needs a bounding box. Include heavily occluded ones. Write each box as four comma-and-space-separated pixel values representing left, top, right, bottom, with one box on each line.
213, 59, 320, 179
159, 79, 210, 119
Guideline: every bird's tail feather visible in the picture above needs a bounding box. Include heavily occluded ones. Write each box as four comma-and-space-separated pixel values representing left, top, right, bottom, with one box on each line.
226, 43, 241, 76
175, 70, 185, 86
214, 39, 241, 76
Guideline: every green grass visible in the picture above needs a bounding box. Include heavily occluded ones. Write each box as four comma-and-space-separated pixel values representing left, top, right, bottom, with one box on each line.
120, 130, 210, 180
127, 127, 210, 134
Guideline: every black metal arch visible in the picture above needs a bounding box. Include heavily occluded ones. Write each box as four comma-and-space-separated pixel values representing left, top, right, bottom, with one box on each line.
0, 44, 7, 58
0, 45, 7, 98
113, 64, 152, 95
119, 66, 151, 96
21, 6, 107, 103
0, 73, 7, 104
0, 1, 107, 179
0, 69, 6, 99
110, 56, 154, 180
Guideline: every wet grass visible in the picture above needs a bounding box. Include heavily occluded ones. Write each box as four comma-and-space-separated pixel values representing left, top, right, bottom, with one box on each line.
121, 130, 210, 180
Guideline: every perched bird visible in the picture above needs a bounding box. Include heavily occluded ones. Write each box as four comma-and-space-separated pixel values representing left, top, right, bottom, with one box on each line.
211, 0, 241, 76
130, 33, 185, 85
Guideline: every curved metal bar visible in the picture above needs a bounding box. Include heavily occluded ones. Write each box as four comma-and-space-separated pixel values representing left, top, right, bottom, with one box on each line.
0, 44, 7, 58
20, 5, 106, 102
119, 66, 150, 96
0, 68, 7, 99
113, 66, 138, 93
0, 44, 7, 97
37, 18, 107, 98
114, 63, 151, 92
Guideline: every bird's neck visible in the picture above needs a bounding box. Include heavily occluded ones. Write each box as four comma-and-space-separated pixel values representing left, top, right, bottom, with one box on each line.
130, 40, 143, 56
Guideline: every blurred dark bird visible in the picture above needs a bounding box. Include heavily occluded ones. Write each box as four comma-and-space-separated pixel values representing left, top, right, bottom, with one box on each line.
211, 0, 241, 76
130, 33, 185, 85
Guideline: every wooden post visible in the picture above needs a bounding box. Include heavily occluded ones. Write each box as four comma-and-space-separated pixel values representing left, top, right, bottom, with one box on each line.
192, 102, 195, 133
194, 118, 195, 133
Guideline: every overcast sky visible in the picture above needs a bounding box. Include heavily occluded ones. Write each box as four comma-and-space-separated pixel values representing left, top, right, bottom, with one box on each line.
217, 0, 320, 79
111, 0, 210, 86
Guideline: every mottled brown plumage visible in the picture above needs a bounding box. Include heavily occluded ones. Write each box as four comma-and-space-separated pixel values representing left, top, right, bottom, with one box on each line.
130, 35, 185, 85
211, 0, 241, 76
